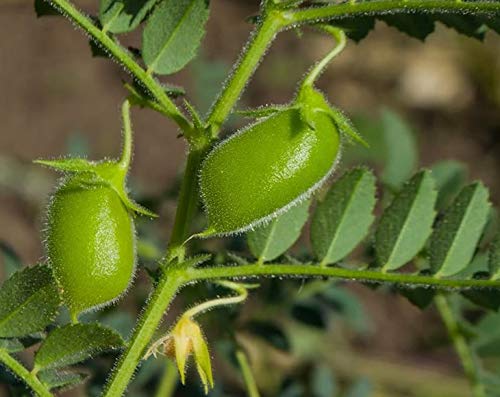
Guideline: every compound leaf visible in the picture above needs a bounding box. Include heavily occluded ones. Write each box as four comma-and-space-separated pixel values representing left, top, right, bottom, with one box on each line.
311, 168, 376, 265
375, 170, 437, 271
142, 0, 209, 75
247, 200, 310, 263
34, 323, 124, 371
430, 183, 490, 277
0, 265, 61, 338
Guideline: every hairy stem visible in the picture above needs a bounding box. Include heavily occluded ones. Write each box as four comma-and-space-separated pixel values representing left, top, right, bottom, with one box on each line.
0, 350, 53, 397
167, 147, 207, 260
103, 272, 184, 397
188, 263, 500, 290
47, 0, 193, 137
236, 350, 260, 397
119, 100, 132, 171
206, 10, 284, 136
286, 0, 500, 27
435, 294, 486, 397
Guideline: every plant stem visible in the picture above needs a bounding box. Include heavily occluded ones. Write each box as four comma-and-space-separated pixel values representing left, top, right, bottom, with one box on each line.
286, 0, 500, 27
48, 0, 193, 137
103, 271, 184, 397
0, 350, 53, 397
301, 26, 346, 89
154, 360, 178, 397
167, 147, 207, 260
435, 294, 486, 397
119, 100, 132, 171
188, 263, 500, 290
236, 350, 260, 397
183, 280, 249, 318
206, 10, 284, 136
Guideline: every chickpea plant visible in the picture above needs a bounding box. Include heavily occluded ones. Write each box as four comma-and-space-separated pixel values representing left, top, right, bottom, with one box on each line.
2, 0, 500, 396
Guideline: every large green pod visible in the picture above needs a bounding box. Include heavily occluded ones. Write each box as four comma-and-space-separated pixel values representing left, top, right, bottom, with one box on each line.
199, 103, 341, 235
46, 176, 135, 319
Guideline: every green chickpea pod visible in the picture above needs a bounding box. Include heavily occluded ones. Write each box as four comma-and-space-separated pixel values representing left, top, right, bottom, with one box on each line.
199, 26, 365, 237
37, 101, 155, 322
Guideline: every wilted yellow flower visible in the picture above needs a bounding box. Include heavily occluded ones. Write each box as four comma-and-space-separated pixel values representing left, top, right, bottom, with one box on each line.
147, 316, 213, 394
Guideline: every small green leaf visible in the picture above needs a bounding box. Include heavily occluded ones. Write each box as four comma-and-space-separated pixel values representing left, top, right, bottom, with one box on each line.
237, 105, 290, 119
142, 0, 209, 75
435, 14, 487, 40
380, 14, 435, 40
247, 200, 310, 263
38, 369, 88, 391
0, 265, 61, 338
396, 286, 436, 309
431, 160, 468, 210
375, 170, 437, 271
380, 110, 418, 189
311, 168, 376, 265
99, 0, 158, 34
89, 39, 109, 58
331, 16, 375, 42
34, 323, 124, 370
0, 241, 22, 279
328, 107, 368, 147
34, 0, 61, 17
34, 158, 96, 173
489, 230, 500, 280
430, 183, 490, 277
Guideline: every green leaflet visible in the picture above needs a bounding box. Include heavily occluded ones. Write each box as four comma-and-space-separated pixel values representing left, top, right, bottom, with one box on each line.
431, 160, 468, 210
311, 168, 376, 266
34, 0, 61, 17
34, 323, 124, 371
375, 170, 437, 271
247, 200, 310, 263
38, 369, 88, 391
489, 231, 500, 279
430, 183, 490, 277
99, 0, 158, 34
380, 109, 418, 189
0, 265, 61, 338
142, 0, 209, 75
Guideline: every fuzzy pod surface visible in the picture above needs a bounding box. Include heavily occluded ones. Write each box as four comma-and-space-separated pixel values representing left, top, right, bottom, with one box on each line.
46, 175, 135, 318
199, 99, 341, 235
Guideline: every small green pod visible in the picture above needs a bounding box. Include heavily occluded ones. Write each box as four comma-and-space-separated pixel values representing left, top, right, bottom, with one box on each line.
199, 96, 341, 235
46, 175, 135, 319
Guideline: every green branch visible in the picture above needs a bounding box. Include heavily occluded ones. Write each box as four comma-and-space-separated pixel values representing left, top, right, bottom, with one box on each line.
47, 0, 194, 138
0, 349, 53, 397
188, 263, 500, 290
435, 294, 486, 397
286, 0, 500, 27
206, 10, 284, 136
103, 271, 184, 397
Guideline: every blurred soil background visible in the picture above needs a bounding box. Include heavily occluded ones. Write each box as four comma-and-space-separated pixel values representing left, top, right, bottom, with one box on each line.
1, 1, 500, 396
